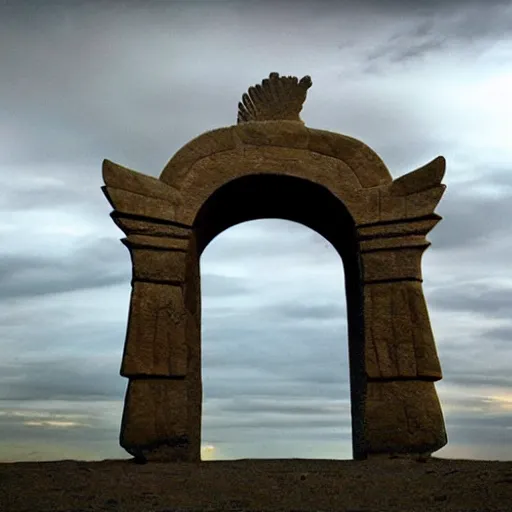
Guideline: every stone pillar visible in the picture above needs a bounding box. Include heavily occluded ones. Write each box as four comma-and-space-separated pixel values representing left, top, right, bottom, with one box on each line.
118, 232, 199, 462
358, 220, 447, 458
102, 159, 203, 462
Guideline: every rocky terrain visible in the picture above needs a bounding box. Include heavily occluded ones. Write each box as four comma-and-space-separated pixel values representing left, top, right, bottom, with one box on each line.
1, 457, 511, 512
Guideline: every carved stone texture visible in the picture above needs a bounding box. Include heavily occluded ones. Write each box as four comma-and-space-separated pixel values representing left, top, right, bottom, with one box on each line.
363, 281, 442, 380
121, 281, 188, 377
182, 232, 202, 462
103, 72, 448, 463
365, 380, 447, 456
122, 235, 188, 284
237, 72, 312, 124
120, 378, 189, 462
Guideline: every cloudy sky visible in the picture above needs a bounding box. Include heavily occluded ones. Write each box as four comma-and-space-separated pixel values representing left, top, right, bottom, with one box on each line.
1, 0, 512, 463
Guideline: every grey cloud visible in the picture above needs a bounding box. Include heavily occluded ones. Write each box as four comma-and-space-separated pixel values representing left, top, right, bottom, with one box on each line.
363, 2, 512, 71
205, 430, 352, 447
201, 273, 253, 298
447, 414, 512, 431
445, 421, 512, 446
0, 400, 125, 460
1, 0, 511, 462
203, 374, 349, 402
277, 303, 346, 322
219, 398, 350, 417
442, 372, 512, 390
1, 324, 124, 361
0, 170, 109, 212
203, 220, 339, 264
421, 344, 512, 397
436, 350, 512, 389
482, 325, 512, 345
428, 283, 512, 319
366, 26, 447, 66
205, 416, 350, 432
429, 181, 512, 252
437, 394, 507, 412
0, 359, 126, 402
0, 237, 129, 300
205, 300, 347, 325
4, 0, 506, 176
203, 319, 349, 370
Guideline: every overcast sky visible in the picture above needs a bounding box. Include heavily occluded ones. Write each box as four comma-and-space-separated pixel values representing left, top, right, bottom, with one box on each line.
1, 0, 512, 463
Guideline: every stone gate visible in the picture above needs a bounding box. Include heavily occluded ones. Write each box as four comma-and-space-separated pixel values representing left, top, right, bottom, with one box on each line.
102, 72, 448, 463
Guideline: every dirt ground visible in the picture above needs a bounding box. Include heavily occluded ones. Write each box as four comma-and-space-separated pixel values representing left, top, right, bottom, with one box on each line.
1, 457, 511, 512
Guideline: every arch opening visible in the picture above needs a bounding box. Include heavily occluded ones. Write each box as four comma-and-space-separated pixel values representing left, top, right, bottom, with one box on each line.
200, 219, 352, 460
194, 174, 367, 460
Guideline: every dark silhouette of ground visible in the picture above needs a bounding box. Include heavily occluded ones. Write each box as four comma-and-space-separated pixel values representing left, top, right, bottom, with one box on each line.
1, 457, 511, 511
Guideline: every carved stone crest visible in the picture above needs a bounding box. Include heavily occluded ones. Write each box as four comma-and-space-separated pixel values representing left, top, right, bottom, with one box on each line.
237, 72, 312, 124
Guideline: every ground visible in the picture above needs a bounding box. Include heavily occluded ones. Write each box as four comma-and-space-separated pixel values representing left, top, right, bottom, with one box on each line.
1, 457, 511, 511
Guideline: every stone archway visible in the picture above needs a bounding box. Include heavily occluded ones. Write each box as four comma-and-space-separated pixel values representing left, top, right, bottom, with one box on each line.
102, 72, 448, 463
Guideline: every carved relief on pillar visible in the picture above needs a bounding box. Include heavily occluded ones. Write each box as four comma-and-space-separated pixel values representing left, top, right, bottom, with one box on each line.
357, 215, 447, 457
112, 225, 193, 378
101, 159, 192, 378
120, 378, 190, 462
365, 380, 447, 456
182, 232, 202, 462
358, 219, 444, 381
122, 235, 189, 284
121, 280, 188, 377
362, 279, 442, 380
102, 158, 196, 462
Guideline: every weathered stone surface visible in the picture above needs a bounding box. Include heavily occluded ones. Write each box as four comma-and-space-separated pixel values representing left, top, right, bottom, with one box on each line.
389, 156, 446, 197
338, 186, 381, 226
365, 380, 447, 455
103, 71, 447, 463
103, 187, 178, 223
307, 128, 392, 187
235, 119, 310, 148
360, 245, 427, 283
378, 157, 446, 222
379, 189, 407, 222
358, 217, 441, 239
120, 378, 190, 462
237, 72, 312, 124
103, 159, 180, 202
123, 243, 188, 284
172, 146, 364, 226
183, 233, 202, 462
359, 234, 428, 253
112, 215, 192, 238
170, 146, 389, 227
125, 234, 189, 251
406, 186, 446, 218
160, 127, 236, 185
364, 281, 442, 380
406, 282, 444, 379
121, 281, 187, 377
378, 186, 446, 222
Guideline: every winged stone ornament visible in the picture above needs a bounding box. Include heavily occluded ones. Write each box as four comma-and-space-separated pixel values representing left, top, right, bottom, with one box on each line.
237, 72, 312, 124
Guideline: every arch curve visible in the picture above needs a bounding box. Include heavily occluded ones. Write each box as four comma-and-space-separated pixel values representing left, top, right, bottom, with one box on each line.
159, 122, 393, 227
193, 172, 356, 256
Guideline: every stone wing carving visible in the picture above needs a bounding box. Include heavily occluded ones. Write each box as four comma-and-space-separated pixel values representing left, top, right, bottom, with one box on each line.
386, 156, 446, 218
101, 159, 181, 234
390, 156, 446, 197
237, 72, 312, 124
